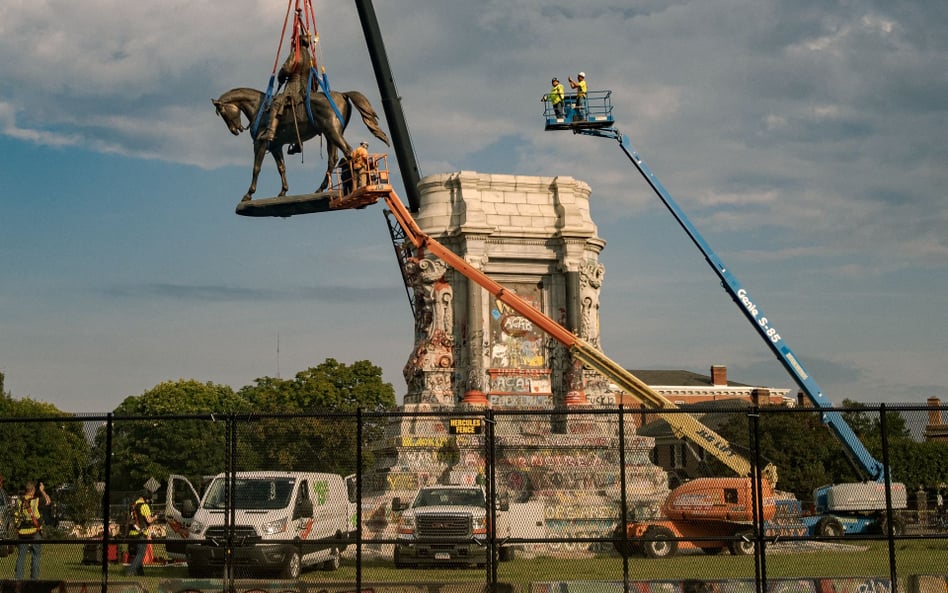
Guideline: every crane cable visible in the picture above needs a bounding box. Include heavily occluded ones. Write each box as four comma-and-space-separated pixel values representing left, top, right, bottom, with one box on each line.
253, 0, 345, 139
251, 0, 295, 138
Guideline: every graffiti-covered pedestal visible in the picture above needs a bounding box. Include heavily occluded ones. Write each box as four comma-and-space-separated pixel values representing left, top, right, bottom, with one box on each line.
365, 172, 668, 556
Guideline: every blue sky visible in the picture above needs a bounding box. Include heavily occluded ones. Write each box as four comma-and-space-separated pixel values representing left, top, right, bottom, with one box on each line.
1, 1, 946, 413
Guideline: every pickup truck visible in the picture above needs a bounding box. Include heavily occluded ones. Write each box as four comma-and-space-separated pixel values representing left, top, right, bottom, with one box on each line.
391, 484, 510, 568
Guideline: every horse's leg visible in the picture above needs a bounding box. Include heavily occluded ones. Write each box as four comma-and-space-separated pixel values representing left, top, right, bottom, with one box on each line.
272, 146, 289, 196
317, 144, 337, 192
243, 141, 270, 202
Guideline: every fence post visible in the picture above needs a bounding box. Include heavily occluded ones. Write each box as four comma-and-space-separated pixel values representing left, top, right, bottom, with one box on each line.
356, 407, 363, 591
618, 405, 630, 592
748, 406, 767, 593
486, 407, 498, 590
101, 413, 113, 593
224, 413, 237, 588
879, 403, 898, 585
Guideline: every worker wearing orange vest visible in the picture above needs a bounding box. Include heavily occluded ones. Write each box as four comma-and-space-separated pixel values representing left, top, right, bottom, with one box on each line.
15, 481, 50, 580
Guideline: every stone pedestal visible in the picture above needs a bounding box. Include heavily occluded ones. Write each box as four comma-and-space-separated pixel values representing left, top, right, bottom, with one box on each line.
363, 171, 668, 556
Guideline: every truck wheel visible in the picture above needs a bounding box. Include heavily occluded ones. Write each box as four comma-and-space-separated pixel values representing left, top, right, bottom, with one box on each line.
818, 517, 844, 537
499, 546, 515, 562
643, 526, 678, 559
281, 550, 301, 579
321, 547, 341, 570
393, 546, 409, 569
729, 531, 755, 555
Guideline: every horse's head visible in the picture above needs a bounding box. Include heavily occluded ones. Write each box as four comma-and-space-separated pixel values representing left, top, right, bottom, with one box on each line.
212, 98, 244, 136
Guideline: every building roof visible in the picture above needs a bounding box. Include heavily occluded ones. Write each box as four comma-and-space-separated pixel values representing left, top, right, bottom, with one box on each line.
636, 399, 753, 437
630, 369, 752, 388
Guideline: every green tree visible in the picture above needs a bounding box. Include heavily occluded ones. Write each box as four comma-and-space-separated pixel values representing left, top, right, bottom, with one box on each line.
0, 376, 92, 507
717, 401, 920, 502
716, 407, 861, 501
93, 379, 249, 491
840, 398, 911, 450
238, 359, 396, 475
887, 439, 948, 493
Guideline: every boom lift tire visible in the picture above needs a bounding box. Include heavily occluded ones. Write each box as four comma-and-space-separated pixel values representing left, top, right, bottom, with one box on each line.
729, 531, 756, 556
642, 525, 678, 558
817, 517, 844, 537
879, 514, 905, 536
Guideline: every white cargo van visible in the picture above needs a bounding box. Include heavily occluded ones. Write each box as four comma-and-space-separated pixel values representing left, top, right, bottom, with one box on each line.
168, 471, 356, 578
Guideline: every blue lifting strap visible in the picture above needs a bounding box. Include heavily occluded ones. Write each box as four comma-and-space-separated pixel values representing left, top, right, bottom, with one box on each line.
306, 68, 346, 130
253, 74, 278, 138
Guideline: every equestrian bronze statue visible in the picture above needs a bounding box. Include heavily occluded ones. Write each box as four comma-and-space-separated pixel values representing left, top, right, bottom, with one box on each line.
213, 87, 389, 202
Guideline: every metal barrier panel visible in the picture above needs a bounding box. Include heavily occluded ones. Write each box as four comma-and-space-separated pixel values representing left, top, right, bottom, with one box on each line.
0, 404, 946, 591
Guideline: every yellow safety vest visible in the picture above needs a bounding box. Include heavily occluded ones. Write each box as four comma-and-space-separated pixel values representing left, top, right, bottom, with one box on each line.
17, 495, 42, 536
547, 83, 564, 105
128, 498, 152, 537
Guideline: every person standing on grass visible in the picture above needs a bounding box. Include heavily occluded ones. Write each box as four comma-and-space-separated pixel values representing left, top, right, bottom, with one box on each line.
15, 481, 50, 580
124, 490, 155, 576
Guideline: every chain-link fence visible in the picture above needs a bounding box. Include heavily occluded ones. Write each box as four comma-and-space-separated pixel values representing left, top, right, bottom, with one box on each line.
0, 402, 946, 593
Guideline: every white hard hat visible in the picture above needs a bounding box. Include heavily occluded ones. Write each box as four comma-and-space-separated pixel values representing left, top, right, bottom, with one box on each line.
578, 72, 585, 78
360, 141, 368, 147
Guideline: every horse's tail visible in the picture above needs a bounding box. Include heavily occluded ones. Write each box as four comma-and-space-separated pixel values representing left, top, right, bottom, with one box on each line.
341, 91, 390, 147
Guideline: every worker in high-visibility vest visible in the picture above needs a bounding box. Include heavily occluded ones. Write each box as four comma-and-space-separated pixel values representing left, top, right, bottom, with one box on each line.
15, 481, 50, 580
542, 77, 565, 118
124, 490, 155, 576
568, 72, 587, 120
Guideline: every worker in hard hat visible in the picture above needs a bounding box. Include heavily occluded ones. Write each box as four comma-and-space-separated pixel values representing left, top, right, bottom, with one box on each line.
568, 71, 587, 121
542, 77, 565, 118
351, 141, 370, 188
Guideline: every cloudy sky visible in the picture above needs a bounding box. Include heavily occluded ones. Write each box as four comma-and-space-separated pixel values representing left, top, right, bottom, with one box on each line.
1, 1, 946, 414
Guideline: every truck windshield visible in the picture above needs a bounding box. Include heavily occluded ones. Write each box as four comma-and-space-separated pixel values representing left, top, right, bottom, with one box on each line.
413, 488, 485, 508
202, 478, 295, 510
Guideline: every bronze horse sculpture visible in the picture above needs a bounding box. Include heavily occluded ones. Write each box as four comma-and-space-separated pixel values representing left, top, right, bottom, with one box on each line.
212, 87, 389, 202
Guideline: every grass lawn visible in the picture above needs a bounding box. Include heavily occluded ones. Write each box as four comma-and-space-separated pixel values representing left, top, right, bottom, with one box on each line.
0, 539, 944, 587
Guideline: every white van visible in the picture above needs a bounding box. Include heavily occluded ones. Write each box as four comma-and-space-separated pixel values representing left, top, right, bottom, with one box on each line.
166, 471, 356, 578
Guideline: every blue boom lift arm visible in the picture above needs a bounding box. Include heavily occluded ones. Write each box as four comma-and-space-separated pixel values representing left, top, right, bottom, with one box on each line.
575, 124, 887, 483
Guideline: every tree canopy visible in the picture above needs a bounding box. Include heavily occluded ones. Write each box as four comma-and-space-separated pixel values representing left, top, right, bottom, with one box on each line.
236, 359, 396, 475
92, 359, 396, 491
0, 373, 92, 496
715, 400, 923, 502
95, 379, 249, 491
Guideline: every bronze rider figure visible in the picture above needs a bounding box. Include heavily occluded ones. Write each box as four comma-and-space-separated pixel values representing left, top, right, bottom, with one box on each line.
261, 19, 314, 145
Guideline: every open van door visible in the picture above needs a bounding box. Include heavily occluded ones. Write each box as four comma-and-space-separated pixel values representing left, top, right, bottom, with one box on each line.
345, 474, 358, 540
164, 474, 200, 560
